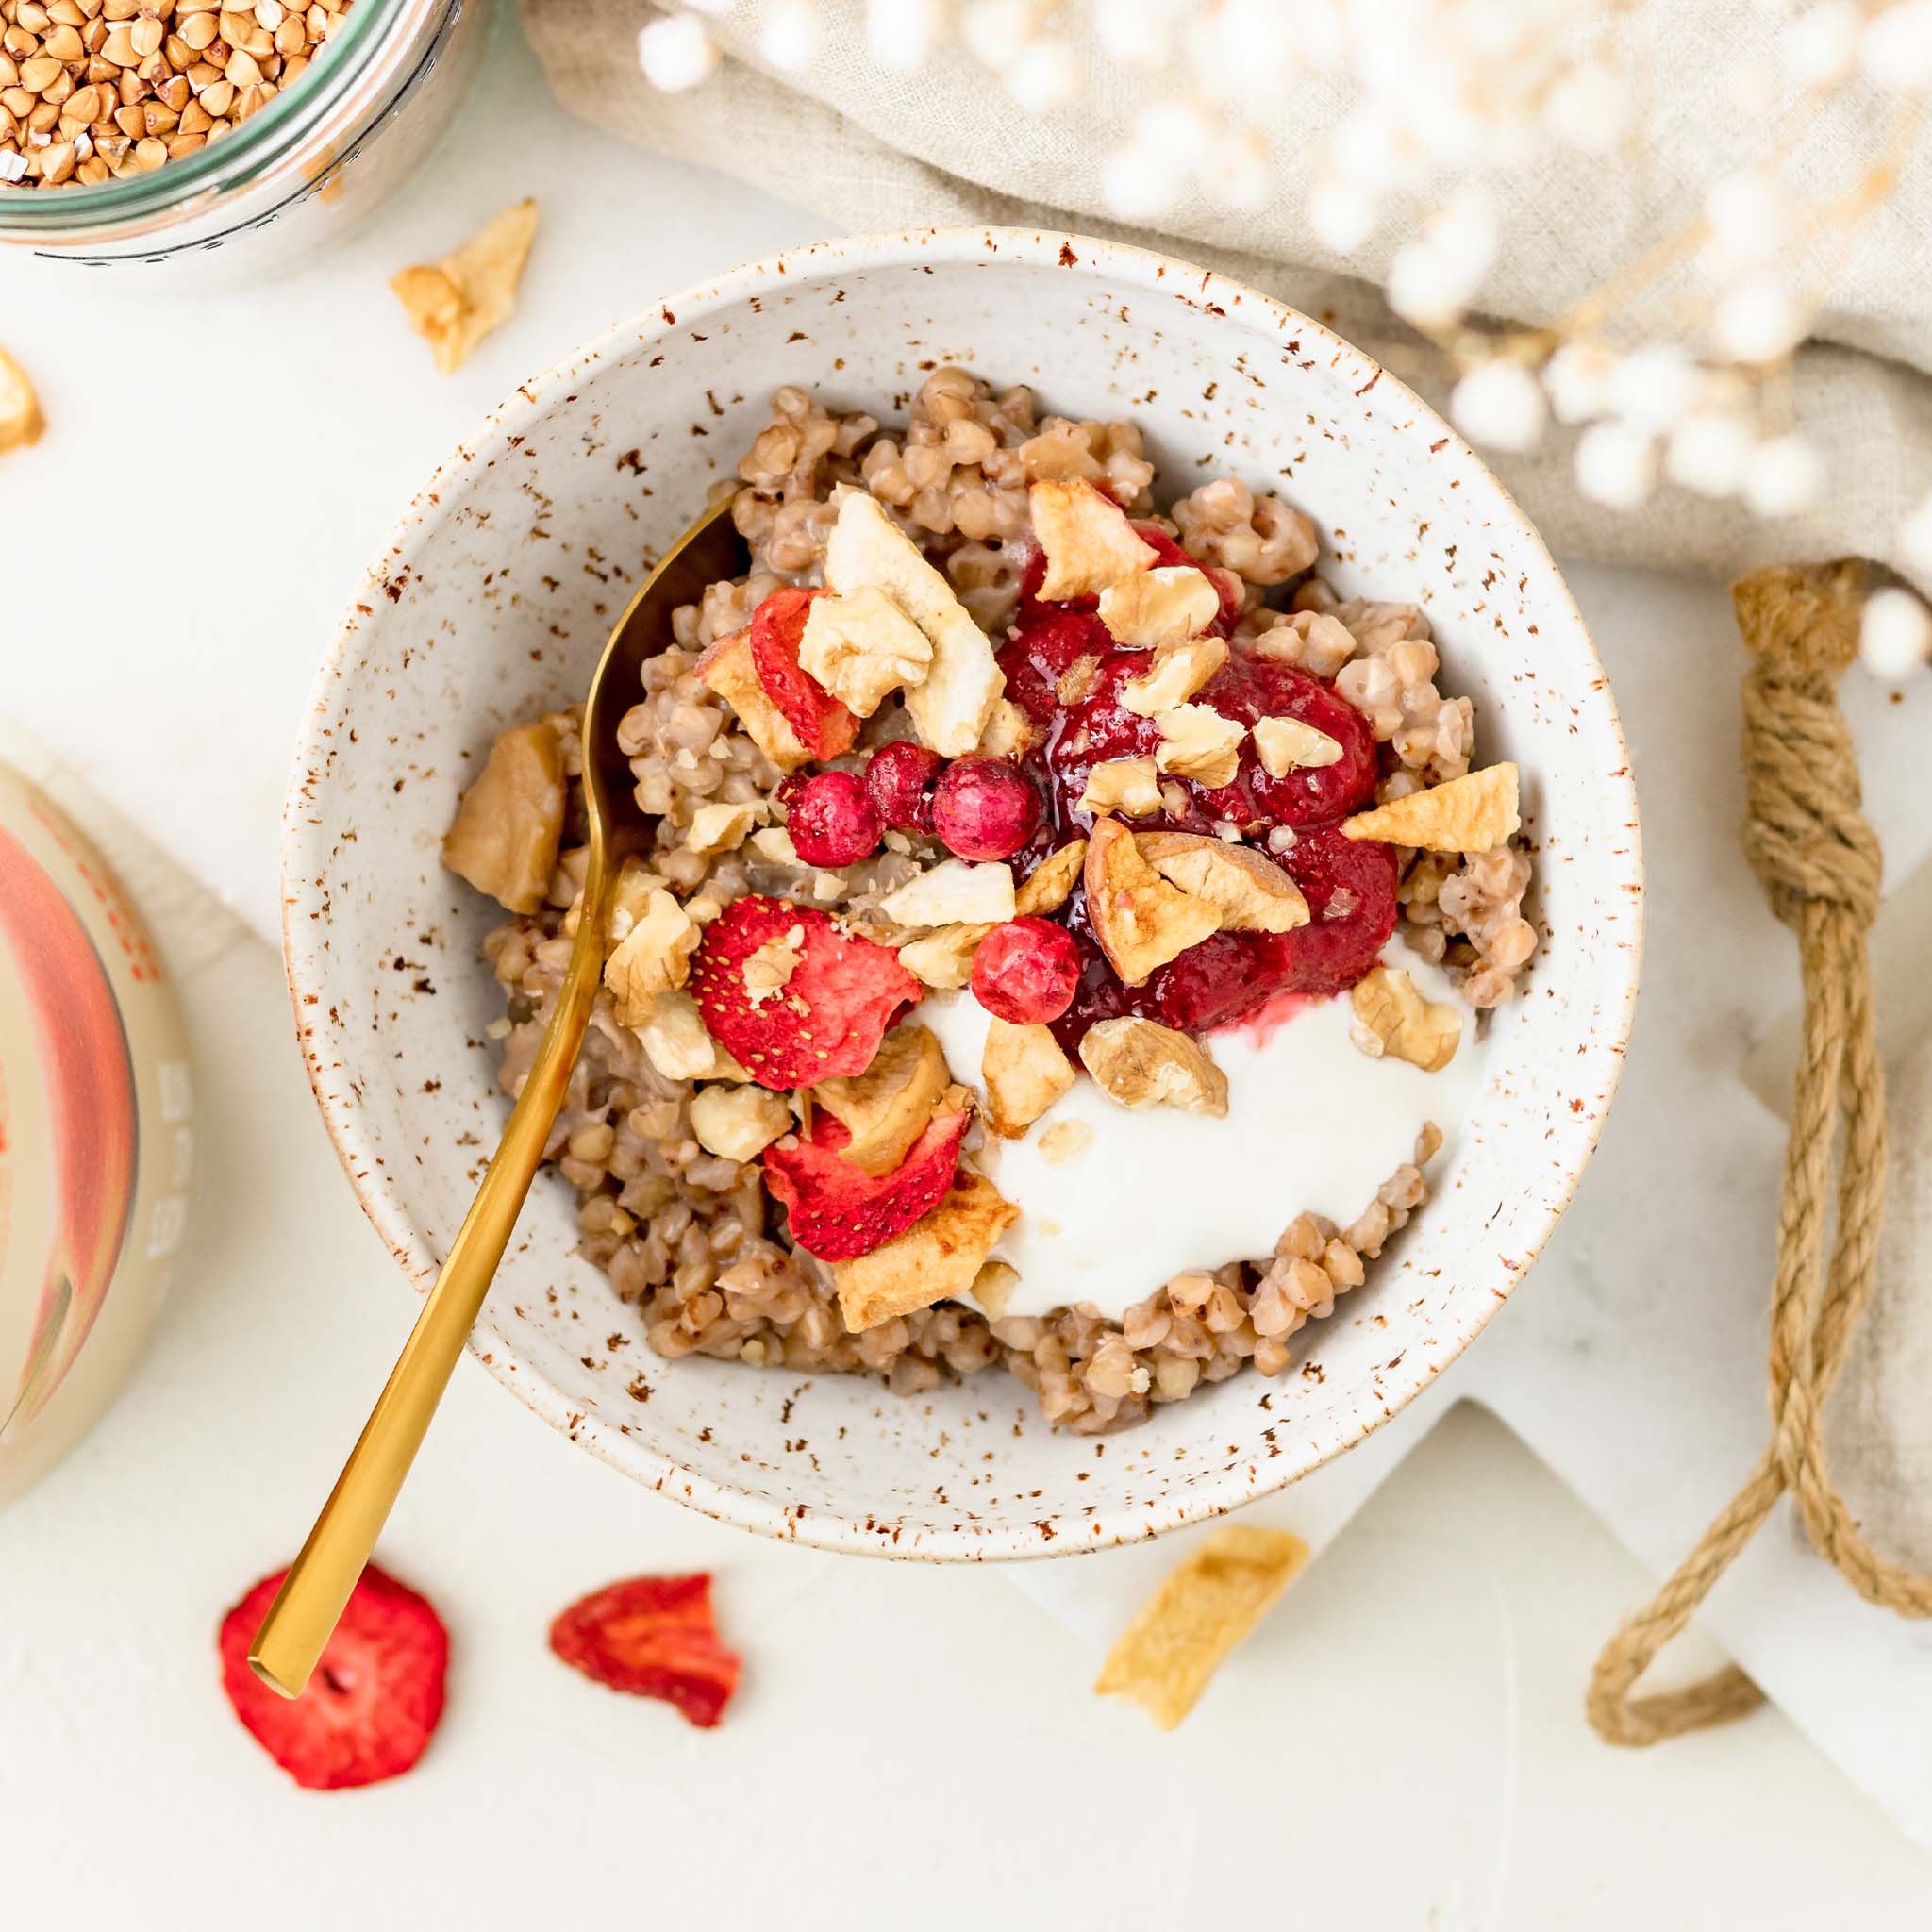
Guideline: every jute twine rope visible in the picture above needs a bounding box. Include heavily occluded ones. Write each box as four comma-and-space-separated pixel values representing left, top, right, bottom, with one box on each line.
1587, 558, 1932, 1746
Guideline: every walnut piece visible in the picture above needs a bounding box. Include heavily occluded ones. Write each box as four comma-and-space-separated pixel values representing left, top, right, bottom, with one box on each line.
834, 1170, 1019, 1330
1079, 757, 1162, 818
977, 697, 1038, 758
813, 1024, 952, 1174
1082, 816, 1221, 985
391, 199, 539, 376
879, 858, 1016, 927
604, 888, 700, 1025
696, 627, 811, 772
441, 718, 566, 914
0, 347, 44, 455
637, 989, 749, 1082
895, 922, 993, 988
1098, 565, 1222, 649
1120, 637, 1229, 716
1252, 714, 1343, 776
689, 1084, 792, 1161
1077, 1016, 1229, 1117
1030, 477, 1158, 600
1154, 703, 1245, 787
799, 583, 934, 716
1135, 830, 1309, 933
824, 489, 1003, 755
968, 1260, 1021, 1320
1349, 965, 1463, 1072
1013, 839, 1088, 916
685, 800, 762, 855
741, 925, 805, 1006
1343, 762, 1519, 853
982, 1017, 1076, 1138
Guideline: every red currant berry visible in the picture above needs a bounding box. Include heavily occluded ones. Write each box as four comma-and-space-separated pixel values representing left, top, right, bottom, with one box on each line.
864, 740, 944, 832
931, 756, 1041, 862
971, 917, 1081, 1025
787, 770, 883, 867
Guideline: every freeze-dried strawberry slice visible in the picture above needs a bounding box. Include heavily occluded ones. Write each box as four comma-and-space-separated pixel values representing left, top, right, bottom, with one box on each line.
687, 895, 921, 1089
748, 587, 858, 760
218, 1562, 448, 1790
549, 1574, 741, 1729
763, 1104, 972, 1261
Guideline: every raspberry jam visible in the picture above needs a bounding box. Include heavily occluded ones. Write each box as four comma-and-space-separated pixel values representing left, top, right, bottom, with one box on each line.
997, 592, 1394, 1046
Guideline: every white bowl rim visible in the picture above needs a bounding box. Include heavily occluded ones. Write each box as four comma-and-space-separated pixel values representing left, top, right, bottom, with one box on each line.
283, 223, 1643, 1561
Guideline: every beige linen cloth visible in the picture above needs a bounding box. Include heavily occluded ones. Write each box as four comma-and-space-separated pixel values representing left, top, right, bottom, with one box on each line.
524, 0, 1932, 597
523, 0, 1932, 1555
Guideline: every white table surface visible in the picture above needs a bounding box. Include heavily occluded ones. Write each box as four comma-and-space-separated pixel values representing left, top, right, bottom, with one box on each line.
6, 14, 1932, 1921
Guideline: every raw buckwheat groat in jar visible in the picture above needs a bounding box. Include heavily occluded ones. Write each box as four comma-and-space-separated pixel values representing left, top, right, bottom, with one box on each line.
445, 370, 1537, 1433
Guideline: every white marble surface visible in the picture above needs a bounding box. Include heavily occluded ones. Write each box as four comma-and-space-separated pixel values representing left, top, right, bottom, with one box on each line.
6, 9, 1932, 1906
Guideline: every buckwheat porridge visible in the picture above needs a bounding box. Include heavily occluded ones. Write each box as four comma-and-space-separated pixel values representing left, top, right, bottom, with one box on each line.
441, 371, 1536, 1434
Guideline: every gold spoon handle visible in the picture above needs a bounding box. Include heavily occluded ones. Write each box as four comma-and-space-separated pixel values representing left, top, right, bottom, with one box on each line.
248, 856, 611, 1699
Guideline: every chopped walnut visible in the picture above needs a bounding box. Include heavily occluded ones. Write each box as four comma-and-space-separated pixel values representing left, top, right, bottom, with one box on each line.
969, 1260, 1022, 1320
689, 1084, 792, 1162
1083, 817, 1221, 985
1079, 757, 1163, 818
1120, 637, 1229, 716
1349, 966, 1462, 1072
637, 989, 748, 1082
1078, 1016, 1229, 1117
741, 925, 805, 1006
1098, 566, 1221, 649
441, 719, 566, 915
976, 697, 1038, 758
1252, 714, 1343, 777
604, 889, 700, 1025
1136, 831, 1309, 933
1153, 704, 1245, 787
685, 800, 762, 856
1030, 478, 1158, 600
879, 858, 1017, 927
799, 583, 934, 716
1013, 839, 1088, 916
895, 922, 994, 988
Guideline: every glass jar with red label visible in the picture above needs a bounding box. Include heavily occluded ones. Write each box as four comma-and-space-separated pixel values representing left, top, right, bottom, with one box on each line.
0, 762, 193, 1507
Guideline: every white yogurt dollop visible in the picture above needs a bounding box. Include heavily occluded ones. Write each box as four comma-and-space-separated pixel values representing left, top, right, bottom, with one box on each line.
920, 938, 1486, 1321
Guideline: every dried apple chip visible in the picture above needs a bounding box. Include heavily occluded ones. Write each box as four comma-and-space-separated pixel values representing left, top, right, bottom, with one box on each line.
392, 199, 539, 376
1342, 763, 1520, 854
833, 1169, 1017, 1331
1093, 1524, 1309, 1730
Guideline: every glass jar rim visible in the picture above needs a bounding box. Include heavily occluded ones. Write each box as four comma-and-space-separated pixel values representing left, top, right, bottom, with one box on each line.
0, 0, 430, 237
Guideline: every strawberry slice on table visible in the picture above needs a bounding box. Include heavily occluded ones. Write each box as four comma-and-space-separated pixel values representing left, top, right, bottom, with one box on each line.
549, 1574, 741, 1729
687, 895, 921, 1089
218, 1563, 448, 1790
748, 586, 859, 760
762, 1103, 972, 1261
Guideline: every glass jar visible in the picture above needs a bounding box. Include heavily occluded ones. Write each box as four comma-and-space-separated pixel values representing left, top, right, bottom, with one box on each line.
0, 762, 194, 1507
0, 0, 490, 275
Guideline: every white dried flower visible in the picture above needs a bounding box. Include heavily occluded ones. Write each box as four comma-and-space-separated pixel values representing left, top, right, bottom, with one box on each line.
1859, 0, 1932, 92
759, 0, 818, 69
1575, 420, 1657, 509
1607, 343, 1705, 432
1742, 434, 1825, 517
1781, 0, 1862, 84
1092, 0, 1182, 70
1860, 588, 1932, 681
1701, 169, 1790, 275
1006, 39, 1080, 110
1541, 59, 1630, 154
868, 0, 941, 72
1543, 341, 1617, 425
1665, 411, 1756, 497
1451, 358, 1547, 453
1308, 176, 1379, 253
960, 0, 1030, 70
636, 11, 717, 91
1387, 192, 1497, 331
1711, 277, 1807, 363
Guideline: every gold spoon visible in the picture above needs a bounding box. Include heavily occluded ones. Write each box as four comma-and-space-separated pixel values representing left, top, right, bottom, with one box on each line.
250, 496, 746, 1699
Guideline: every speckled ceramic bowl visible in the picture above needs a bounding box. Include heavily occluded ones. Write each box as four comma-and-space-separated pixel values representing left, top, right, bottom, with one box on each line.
284, 227, 1641, 1559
